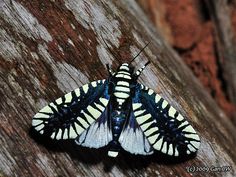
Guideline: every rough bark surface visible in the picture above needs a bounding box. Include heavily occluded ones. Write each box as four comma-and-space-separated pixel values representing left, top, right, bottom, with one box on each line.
0, 0, 236, 177
137, 0, 236, 121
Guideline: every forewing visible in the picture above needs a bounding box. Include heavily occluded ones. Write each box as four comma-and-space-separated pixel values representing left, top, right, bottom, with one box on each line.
132, 84, 200, 156
32, 79, 110, 140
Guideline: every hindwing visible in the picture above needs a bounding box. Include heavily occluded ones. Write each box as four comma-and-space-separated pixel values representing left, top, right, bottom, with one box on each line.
118, 106, 154, 155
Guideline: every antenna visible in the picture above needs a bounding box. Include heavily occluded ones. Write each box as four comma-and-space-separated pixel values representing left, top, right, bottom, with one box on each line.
129, 41, 150, 64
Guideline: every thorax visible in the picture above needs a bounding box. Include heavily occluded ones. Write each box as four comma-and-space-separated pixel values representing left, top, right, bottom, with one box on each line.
113, 70, 132, 109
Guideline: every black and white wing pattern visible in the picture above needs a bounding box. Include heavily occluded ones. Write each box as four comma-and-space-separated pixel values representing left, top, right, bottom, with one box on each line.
75, 102, 112, 148
32, 79, 112, 147
131, 84, 200, 156
118, 103, 153, 155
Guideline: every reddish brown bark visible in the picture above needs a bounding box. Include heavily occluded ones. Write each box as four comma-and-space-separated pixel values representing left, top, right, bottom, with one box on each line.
138, 0, 236, 120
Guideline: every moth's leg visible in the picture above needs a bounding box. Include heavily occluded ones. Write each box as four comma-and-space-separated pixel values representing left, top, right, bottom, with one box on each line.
135, 61, 150, 77
106, 64, 115, 76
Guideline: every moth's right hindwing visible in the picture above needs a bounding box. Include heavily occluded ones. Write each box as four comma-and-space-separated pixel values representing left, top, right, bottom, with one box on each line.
32, 79, 110, 140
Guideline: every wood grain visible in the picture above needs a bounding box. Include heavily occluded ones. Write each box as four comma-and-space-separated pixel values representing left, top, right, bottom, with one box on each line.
0, 0, 236, 176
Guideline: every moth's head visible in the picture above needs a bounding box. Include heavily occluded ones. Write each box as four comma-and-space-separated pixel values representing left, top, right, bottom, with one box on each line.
118, 63, 134, 74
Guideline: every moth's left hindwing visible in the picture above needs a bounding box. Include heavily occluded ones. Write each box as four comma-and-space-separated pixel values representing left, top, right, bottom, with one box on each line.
32, 79, 110, 140
131, 84, 200, 156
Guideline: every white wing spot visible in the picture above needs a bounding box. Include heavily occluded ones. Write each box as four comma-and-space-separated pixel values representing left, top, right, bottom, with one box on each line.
162, 100, 168, 109
136, 114, 152, 124
190, 141, 200, 149
155, 94, 161, 103
144, 127, 158, 137
162, 141, 167, 154
132, 103, 142, 111
32, 119, 43, 126
82, 111, 95, 124
168, 106, 176, 118
147, 134, 159, 144
74, 122, 84, 134
188, 144, 196, 152
94, 103, 105, 112
74, 88, 80, 97
68, 126, 77, 138
65, 92, 72, 103
91, 81, 97, 87
176, 114, 184, 121
134, 110, 145, 117
40, 105, 53, 114
78, 117, 90, 128
174, 148, 179, 156
140, 121, 154, 132
50, 132, 56, 139
153, 137, 163, 150
178, 121, 188, 128
55, 98, 63, 105
168, 144, 173, 155
87, 105, 101, 119
99, 98, 108, 106
35, 124, 44, 131
83, 84, 89, 94
49, 103, 58, 111
56, 129, 62, 140
185, 134, 200, 141
34, 113, 49, 119
183, 125, 196, 134
63, 129, 68, 139
148, 89, 154, 95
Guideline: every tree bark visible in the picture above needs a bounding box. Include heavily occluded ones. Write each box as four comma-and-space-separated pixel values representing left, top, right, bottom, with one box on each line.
205, 0, 236, 118
137, 0, 236, 121
0, 0, 236, 177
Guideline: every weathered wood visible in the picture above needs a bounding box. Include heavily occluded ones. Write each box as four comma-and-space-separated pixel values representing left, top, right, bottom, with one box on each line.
205, 0, 236, 116
0, 0, 236, 177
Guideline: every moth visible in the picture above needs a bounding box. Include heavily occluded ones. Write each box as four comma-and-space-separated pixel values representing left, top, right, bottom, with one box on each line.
32, 57, 200, 158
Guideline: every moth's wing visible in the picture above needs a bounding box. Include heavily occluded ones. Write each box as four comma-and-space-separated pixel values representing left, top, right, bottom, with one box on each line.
75, 101, 113, 148
118, 105, 154, 155
131, 84, 200, 156
32, 79, 111, 146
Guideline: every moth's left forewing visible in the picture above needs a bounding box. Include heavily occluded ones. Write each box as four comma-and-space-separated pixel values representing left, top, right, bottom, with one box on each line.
32, 79, 110, 141
132, 84, 200, 156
